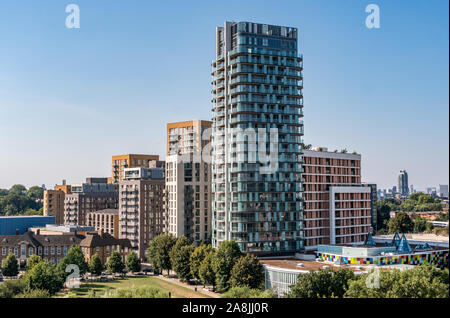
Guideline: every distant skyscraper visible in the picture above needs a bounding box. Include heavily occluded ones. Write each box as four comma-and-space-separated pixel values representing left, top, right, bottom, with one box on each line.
438, 185, 449, 198
397, 170, 409, 196
410, 184, 414, 194
211, 21, 304, 254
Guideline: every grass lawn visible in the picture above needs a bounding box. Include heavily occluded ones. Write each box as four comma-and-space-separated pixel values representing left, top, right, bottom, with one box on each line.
55, 276, 211, 298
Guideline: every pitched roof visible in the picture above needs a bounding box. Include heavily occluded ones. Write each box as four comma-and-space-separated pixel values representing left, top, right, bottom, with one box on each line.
0, 231, 83, 247
79, 231, 131, 248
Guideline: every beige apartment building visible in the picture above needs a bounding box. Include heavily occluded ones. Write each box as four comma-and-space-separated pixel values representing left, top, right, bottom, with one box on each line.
165, 120, 212, 245
303, 148, 372, 250
112, 154, 162, 183
119, 168, 165, 259
43, 181, 72, 225
87, 209, 119, 238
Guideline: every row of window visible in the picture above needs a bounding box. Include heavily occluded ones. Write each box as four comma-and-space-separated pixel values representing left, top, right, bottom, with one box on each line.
1, 245, 69, 257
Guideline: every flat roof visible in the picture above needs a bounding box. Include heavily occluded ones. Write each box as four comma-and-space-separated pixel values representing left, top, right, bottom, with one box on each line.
260, 259, 367, 273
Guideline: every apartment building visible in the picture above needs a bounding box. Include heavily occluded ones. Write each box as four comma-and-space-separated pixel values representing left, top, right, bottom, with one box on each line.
166, 120, 212, 245
43, 180, 72, 225
211, 21, 304, 254
87, 209, 119, 238
112, 154, 161, 183
64, 178, 118, 226
119, 167, 165, 259
303, 148, 372, 250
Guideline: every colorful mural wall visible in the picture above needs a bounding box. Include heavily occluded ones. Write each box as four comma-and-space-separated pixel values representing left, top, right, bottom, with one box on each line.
317, 250, 448, 268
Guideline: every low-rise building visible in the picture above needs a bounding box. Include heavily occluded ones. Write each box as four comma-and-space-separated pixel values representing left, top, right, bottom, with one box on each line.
0, 230, 83, 267
79, 230, 132, 264
0, 216, 55, 236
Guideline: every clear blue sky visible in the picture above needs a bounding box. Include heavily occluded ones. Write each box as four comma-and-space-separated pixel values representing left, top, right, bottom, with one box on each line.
0, 0, 448, 190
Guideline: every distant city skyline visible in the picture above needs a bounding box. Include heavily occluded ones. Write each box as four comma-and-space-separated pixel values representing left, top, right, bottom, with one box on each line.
0, 0, 448, 190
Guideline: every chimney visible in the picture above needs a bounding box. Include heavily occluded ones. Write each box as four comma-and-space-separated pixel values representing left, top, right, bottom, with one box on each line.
98, 229, 104, 236
36, 229, 40, 235
15, 229, 19, 235
62, 179, 67, 186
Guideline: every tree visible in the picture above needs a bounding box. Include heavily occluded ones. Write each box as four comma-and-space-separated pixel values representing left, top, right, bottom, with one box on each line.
229, 254, 265, 289
9, 184, 27, 196
57, 246, 88, 278
106, 251, 125, 274
287, 268, 355, 298
199, 251, 216, 289
26, 255, 42, 271
190, 244, 213, 281
222, 286, 277, 298
26, 186, 44, 200
23, 261, 64, 295
89, 254, 103, 276
376, 201, 391, 232
171, 245, 194, 282
1, 253, 19, 277
0, 279, 26, 298
125, 251, 141, 273
211, 241, 242, 292
147, 233, 176, 275
345, 266, 449, 298
413, 217, 433, 233
388, 212, 414, 234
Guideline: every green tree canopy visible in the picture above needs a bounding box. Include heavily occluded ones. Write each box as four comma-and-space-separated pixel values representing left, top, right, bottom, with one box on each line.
171, 244, 195, 282
199, 251, 216, 288
388, 212, 414, 234
147, 233, 176, 275
229, 254, 265, 289
222, 286, 277, 298
190, 244, 213, 281
106, 251, 125, 274
211, 241, 242, 292
23, 260, 64, 295
286, 268, 355, 298
89, 254, 103, 276
1, 253, 19, 277
26, 255, 42, 271
26, 186, 44, 200
57, 246, 88, 278
345, 266, 449, 298
125, 251, 141, 273
9, 184, 27, 196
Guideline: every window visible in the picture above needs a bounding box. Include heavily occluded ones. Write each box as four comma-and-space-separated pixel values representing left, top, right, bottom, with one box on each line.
57, 246, 61, 255
1, 247, 5, 256
63, 246, 67, 256
29, 247, 34, 256
14, 248, 18, 256
51, 246, 55, 255
44, 246, 48, 255
38, 247, 42, 255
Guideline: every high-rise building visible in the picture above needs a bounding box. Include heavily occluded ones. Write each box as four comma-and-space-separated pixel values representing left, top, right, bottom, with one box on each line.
44, 180, 72, 225
303, 149, 372, 249
211, 21, 304, 254
64, 178, 118, 226
119, 167, 165, 259
410, 184, 414, 194
398, 170, 409, 196
438, 185, 449, 198
112, 154, 161, 183
165, 120, 212, 245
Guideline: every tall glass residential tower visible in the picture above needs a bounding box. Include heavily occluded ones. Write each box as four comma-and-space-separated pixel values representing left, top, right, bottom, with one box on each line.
211, 21, 304, 255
